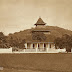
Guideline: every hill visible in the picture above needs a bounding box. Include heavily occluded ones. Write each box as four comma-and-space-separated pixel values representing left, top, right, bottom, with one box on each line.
7, 26, 72, 42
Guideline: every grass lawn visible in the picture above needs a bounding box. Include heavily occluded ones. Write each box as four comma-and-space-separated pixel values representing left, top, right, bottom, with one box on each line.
0, 53, 72, 72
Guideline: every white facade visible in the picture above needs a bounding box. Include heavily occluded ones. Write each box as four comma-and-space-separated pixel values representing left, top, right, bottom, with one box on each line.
22, 42, 66, 53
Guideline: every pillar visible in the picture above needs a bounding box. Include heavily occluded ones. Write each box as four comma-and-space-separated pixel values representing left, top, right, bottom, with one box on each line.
24, 43, 27, 49
43, 43, 44, 48
36, 43, 38, 52
48, 43, 50, 48
37, 43, 38, 48
30, 43, 33, 49
46, 43, 50, 52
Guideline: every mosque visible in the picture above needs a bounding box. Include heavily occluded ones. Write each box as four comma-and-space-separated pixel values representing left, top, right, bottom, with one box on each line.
24, 18, 56, 53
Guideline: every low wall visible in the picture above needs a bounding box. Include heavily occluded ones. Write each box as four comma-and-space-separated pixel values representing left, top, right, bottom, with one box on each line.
13, 49, 36, 53
0, 47, 68, 53
13, 48, 66, 53
57, 48, 66, 53
0, 48, 12, 53
24, 49, 36, 52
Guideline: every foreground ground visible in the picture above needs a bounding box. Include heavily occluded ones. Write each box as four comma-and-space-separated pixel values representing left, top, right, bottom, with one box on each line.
0, 53, 72, 72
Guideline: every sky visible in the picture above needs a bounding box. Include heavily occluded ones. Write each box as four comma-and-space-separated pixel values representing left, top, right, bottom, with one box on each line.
0, 0, 72, 35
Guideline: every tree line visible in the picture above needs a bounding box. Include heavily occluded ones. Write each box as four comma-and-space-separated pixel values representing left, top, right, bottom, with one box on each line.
0, 32, 72, 52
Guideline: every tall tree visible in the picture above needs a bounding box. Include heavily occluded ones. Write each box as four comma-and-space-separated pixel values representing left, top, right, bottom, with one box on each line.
54, 37, 63, 49
0, 32, 11, 48
8, 36, 26, 49
54, 34, 72, 52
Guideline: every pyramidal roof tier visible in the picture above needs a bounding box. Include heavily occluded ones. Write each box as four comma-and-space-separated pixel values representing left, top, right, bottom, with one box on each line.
34, 18, 46, 25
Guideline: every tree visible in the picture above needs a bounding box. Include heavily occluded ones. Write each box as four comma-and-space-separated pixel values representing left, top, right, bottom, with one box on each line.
62, 34, 71, 52
0, 32, 5, 43
54, 34, 72, 52
8, 36, 26, 49
18, 39, 26, 49
54, 37, 63, 49
32, 32, 46, 41
0, 32, 10, 48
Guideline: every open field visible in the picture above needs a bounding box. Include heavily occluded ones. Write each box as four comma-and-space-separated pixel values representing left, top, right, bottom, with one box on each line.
0, 53, 72, 72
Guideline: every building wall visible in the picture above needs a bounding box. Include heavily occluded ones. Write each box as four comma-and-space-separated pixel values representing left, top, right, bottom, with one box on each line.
36, 25, 45, 28
26, 43, 55, 49
46, 43, 48, 48
51, 43, 55, 48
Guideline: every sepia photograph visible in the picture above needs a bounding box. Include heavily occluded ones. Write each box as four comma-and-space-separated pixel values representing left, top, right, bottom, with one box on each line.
0, 0, 72, 72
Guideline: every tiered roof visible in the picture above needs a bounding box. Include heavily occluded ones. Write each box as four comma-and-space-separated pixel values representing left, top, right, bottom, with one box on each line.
34, 18, 46, 25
